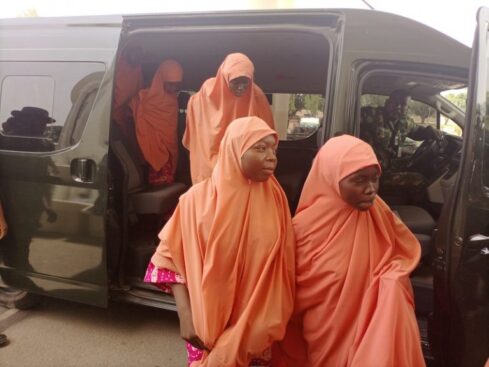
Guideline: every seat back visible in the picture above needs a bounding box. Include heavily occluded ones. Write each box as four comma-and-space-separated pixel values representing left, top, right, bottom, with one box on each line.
110, 139, 146, 194
175, 91, 192, 186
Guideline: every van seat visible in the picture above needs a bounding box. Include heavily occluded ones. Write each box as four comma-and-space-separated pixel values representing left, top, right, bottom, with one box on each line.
110, 139, 187, 215
391, 205, 436, 235
131, 183, 186, 214
391, 205, 435, 259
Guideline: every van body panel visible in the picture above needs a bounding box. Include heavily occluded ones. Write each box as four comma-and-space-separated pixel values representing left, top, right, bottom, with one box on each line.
0, 17, 122, 307
0, 9, 487, 365
332, 9, 471, 137
432, 7, 489, 366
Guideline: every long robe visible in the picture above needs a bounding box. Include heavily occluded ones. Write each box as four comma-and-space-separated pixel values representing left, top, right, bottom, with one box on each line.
278, 135, 425, 367
183, 53, 274, 184
130, 60, 183, 184
151, 116, 294, 366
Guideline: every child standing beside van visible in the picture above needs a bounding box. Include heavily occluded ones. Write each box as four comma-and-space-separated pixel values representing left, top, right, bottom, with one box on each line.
145, 116, 295, 366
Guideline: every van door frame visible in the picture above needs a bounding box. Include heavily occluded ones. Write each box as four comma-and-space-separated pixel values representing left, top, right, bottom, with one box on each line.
431, 7, 489, 366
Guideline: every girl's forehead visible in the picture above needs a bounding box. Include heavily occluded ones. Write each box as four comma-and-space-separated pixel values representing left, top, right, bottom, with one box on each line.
253, 134, 277, 146
351, 165, 380, 176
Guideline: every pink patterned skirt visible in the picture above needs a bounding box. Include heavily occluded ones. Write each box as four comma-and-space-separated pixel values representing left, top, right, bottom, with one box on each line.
148, 155, 174, 186
144, 262, 271, 366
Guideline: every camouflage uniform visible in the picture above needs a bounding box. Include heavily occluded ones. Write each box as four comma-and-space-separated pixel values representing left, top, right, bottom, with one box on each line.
360, 106, 394, 170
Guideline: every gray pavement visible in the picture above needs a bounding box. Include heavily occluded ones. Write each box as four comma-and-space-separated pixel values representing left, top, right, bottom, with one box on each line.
0, 298, 187, 367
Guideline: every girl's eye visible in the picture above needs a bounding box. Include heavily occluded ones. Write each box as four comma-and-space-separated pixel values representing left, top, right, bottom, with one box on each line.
255, 145, 266, 151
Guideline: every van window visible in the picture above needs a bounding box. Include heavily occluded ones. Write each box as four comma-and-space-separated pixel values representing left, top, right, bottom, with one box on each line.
441, 88, 467, 112
440, 115, 463, 136
130, 29, 330, 142
0, 76, 55, 118
272, 93, 324, 140
361, 94, 437, 129
0, 62, 105, 152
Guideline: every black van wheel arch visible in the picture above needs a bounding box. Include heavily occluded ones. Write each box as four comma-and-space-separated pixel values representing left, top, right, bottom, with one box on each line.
0, 287, 40, 310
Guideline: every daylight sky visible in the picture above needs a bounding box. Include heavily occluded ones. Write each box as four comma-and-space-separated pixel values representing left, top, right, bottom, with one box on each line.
2, 0, 487, 46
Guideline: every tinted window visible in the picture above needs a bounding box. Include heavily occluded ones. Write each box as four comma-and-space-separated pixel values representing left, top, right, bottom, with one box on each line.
0, 62, 105, 152
273, 93, 324, 140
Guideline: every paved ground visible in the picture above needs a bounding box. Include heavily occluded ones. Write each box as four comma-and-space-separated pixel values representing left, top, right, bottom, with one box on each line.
0, 298, 187, 367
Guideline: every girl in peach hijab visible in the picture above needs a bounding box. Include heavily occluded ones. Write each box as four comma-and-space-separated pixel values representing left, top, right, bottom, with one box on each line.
130, 60, 183, 186
145, 116, 294, 366
112, 45, 144, 139
277, 135, 425, 367
183, 53, 275, 184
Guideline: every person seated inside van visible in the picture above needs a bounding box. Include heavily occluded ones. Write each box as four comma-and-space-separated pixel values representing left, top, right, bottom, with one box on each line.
130, 60, 183, 186
361, 90, 442, 171
112, 45, 144, 140
183, 52, 275, 184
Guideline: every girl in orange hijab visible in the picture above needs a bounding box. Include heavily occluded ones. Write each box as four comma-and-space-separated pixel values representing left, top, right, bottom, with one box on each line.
130, 60, 183, 186
145, 116, 295, 366
112, 45, 144, 139
277, 135, 425, 367
183, 53, 275, 184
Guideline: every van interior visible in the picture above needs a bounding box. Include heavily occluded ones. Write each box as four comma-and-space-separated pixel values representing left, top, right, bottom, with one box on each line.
107, 28, 468, 356
358, 68, 467, 357
107, 29, 330, 308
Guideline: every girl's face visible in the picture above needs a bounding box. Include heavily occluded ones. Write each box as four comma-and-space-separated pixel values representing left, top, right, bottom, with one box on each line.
164, 81, 182, 95
229, 76, 251, 97
241, 134, 277, 182
339, 165, 380, 211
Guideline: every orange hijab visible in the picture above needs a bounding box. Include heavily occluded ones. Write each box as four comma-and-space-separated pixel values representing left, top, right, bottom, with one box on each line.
183, 53, 275, 184
130, 60, 183, 173
279, 135, 424, 367
151, 116, 294, 366
112, 48, 143, 138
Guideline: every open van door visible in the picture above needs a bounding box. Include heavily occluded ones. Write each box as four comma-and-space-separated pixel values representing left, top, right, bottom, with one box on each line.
0, 16, 123, 307
431, 7, 489, 367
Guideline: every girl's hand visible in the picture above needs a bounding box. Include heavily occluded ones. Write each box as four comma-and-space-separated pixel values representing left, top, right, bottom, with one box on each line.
178, 308, 209, 351
171, 282, 210, 352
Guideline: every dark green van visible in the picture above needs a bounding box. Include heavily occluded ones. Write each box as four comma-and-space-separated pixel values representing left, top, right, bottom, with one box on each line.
0, 8, 487, 366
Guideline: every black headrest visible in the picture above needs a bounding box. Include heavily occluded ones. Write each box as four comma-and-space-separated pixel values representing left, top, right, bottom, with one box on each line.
178, 92, 191, 110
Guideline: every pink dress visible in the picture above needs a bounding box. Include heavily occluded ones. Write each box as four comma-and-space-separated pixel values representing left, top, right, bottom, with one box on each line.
144, 262, 271, 366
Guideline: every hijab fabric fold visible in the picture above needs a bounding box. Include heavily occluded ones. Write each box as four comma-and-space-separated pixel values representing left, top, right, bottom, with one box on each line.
279, 135, 424, 367
112, 49, 143, 138
183, 53, 275, 184
130, 60, 183, 176
152, 116, 294, 367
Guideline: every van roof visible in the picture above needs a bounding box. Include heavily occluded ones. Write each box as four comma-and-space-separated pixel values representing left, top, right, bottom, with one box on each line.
0, 9, 470, 70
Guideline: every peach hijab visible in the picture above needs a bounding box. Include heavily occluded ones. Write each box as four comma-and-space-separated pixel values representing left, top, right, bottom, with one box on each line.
151, 116, 295, 366
183, 53, 275, 184
112, 46, 143, 138
279, 135, 424, 367
130, 60, 183, 174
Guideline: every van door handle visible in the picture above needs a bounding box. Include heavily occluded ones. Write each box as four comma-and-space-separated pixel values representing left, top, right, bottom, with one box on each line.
468, 234, 489, 255
70, 158, 96, 183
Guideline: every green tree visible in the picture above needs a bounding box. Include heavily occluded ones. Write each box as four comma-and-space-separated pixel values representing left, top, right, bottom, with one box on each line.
444, 91, 467, 111
409, 100, 436, 124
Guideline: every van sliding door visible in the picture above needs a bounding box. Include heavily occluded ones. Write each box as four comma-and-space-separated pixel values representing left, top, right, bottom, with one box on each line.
0, 17, 123, 307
